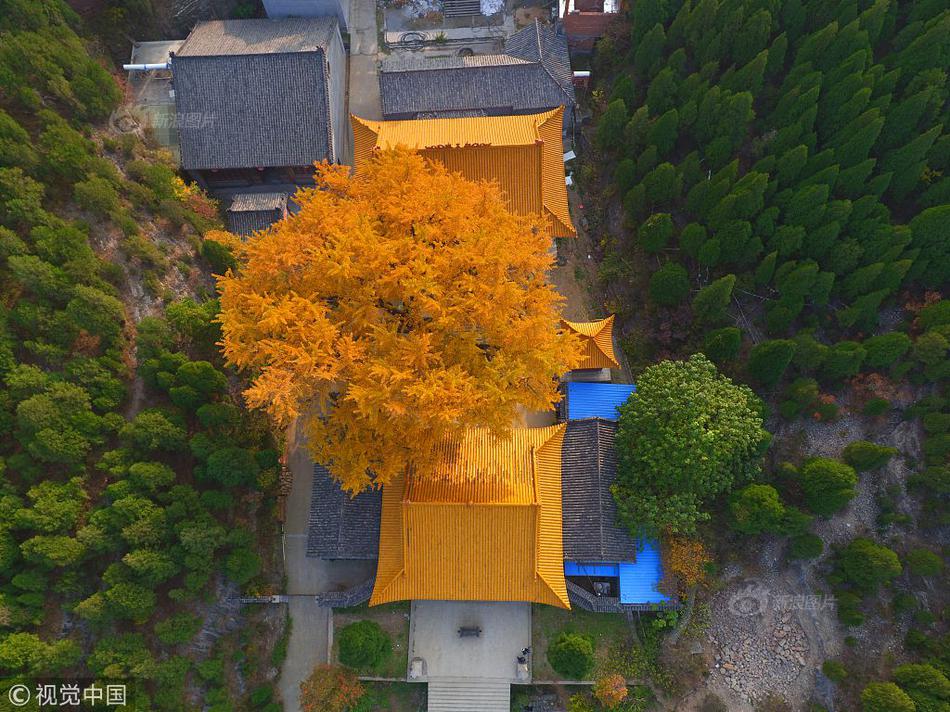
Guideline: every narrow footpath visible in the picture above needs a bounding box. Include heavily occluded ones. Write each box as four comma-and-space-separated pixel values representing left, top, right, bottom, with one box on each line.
276, 422, 329, 712
348, 0, 382, 123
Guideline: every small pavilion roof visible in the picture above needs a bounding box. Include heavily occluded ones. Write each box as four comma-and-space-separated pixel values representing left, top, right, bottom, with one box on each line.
351, 109, 575, 238
561, 315, 620, 370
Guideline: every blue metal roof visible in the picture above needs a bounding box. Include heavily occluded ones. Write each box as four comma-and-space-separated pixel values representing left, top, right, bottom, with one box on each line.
565, 382, 635, 421
619, 541, 669, 604
564, 562, 619, 577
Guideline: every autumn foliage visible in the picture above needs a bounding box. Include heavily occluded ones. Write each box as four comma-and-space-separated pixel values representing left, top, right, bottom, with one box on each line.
217, 150, 580, 491
593, 673, 629, 708
299, 664, 364, 712
659, 534, 711, 597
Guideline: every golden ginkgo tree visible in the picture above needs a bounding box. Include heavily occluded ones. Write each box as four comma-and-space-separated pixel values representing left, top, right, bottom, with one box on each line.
216, 149, 580, 492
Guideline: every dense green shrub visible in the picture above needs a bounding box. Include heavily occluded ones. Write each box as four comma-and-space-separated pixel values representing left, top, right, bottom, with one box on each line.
822, 660, 847, 683
780, 377, 819, 419
702, 327, 742, 363
863, 332, 912, 369
649, 262, 689, 306
692, 274, 736, 325
747, 340, 796, 388
788, 533, 823, 560
338, 621, 392, 670
800, 458, 858, 515
862, 398, 890, 417
836, 591, 865, 627
917, 300, 950, 331
790, 333, 826, 374
547, 632, 595, 680
905, 548, 944, 577
201, 239, 237, 275
154, 613, 202, 645
74, 176, 119, 215
638, 213, 674, 253
838, 538, 902, 594
225, 547, 262, 585
842, 441, 897, 471
860, 682, 915, 712
892, 663, 950, 712
729, 484, 784, 535
820, 341, 866, 382
680, 223, 707, 258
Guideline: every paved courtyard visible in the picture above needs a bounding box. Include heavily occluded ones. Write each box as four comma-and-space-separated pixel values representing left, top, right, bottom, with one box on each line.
407, 601, 532, 681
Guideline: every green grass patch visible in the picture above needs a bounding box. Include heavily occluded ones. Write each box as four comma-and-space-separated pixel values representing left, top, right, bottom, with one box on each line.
332, 603, 411, 678
532, 605, 652, 681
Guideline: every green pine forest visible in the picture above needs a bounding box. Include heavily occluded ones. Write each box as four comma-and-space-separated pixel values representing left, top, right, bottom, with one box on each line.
580, 0, 949, 708
0, 1, 284, 709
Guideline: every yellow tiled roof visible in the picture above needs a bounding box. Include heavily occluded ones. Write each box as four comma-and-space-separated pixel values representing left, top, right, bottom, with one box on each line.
370, 425, 570, 608
561, 315, 620, 370
351, 109, 575, 238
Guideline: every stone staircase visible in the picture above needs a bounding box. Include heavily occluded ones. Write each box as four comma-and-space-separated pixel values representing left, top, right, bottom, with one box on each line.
427, 678, 510, 712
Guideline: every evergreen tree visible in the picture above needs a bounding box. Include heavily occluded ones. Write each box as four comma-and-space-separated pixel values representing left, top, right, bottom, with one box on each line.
747, 340, 796, 387
649, 262, 690, 306
596, 100, 628, 152
638, 213, 674, 253
801, 457, 858, 515
680, 223, 707, 259
703, 327, 743, 363
881, 124, 942, 200
633, 23, 667, 77
908, 204, 950, 288
692, 274, 736, 325
610, 75, 638, 110
861, 682, 915, 712
649, 108, 679, 155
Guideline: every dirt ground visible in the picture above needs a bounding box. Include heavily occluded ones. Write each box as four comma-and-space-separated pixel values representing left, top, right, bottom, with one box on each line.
549, 189, 606, 322
514, 6, 551, 26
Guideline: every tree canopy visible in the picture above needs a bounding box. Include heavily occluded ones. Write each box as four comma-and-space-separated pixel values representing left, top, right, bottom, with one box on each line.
218, 150, 580, 491
613, 353, 770, 536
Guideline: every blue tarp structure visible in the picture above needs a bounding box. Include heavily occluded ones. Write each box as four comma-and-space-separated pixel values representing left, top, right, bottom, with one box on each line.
565, 382, 635, 421
563, 562, 619, 578
619, 541, 669, 604
564, 540, 670, 605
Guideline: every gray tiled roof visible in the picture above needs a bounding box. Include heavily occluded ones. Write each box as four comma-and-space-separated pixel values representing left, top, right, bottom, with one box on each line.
176, 18, 337, 56
229, 191, 288, 212
504, 20, 575, 100
226, 192, 287, 236
307, 464, 382, 560
379, 21, 574, 117
172, 18, 336, 170
418, 109, 488, 119
561, 418, 638, 562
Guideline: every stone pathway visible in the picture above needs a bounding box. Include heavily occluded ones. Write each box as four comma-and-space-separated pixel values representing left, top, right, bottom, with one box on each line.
348, 0, 382, 129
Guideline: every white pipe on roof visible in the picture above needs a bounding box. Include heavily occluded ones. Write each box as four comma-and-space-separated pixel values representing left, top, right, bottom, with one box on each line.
123, 62, 170, 71
573, 70, 591, 78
